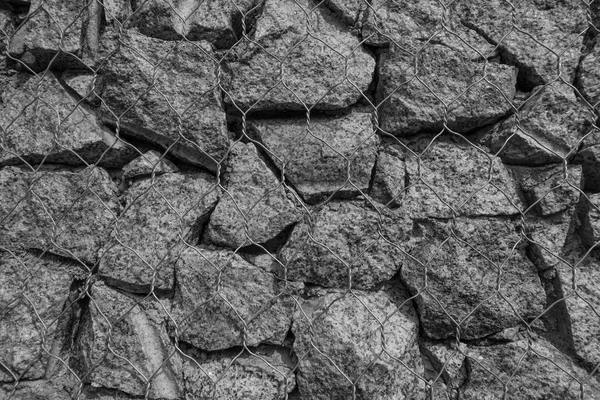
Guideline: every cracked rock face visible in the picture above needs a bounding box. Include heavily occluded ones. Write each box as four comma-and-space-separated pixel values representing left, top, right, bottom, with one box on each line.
378, 43, 517, 136
403, 217, 546, 340
292, 288, 424, 400
222, 0, 375, 112
250, 112, 379, 203
99, 171, 219, 293
121, 150, 178, 181
580, 43, 600, 110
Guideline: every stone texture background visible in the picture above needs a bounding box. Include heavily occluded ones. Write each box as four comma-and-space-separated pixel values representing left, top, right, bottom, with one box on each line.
1, 0, 600, 399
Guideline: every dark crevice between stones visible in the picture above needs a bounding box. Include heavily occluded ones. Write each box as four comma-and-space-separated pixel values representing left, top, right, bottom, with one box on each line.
80, 385, 148, 399
67, 278, 93, 382
239, 221, 299, 255
360, 43, 382, 107
98, 274, 174, 299
231, 0, 265, 45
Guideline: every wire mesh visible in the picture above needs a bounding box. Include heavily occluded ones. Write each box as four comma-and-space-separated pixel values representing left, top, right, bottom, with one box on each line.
1, 0, 600, 399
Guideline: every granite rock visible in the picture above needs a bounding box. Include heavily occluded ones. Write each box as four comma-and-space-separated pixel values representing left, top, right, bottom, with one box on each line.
579, 42, 600, 110
121, 150, 178, 181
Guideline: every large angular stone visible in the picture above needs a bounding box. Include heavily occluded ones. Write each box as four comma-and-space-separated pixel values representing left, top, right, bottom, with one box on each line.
510, 164, 583, 216
420, 340, 468, 399
206, 142, 301, 249
1, 72, 134, 167
99, 171, 218, 293
127, 0, 257, 49
170, 247, 295, 351
279, 201, 411, 289
403, 217, 546, 339
480, 83, 595, 165
463, 339, 600, 399
223, 0, 375, 112
0, 166, 119, 264
580, 44, 600, 110
182, 345, 296, 399
400, 136, 523, 218
456, 0, 586, 87
0, 251, 84, 381
88, 29, 229, 172
378, 43, 517, 136
250, 112, 379, 203
8, 0, 100, 71
75, 281, 182, 399
121, 150, 178, 181
292, 288, 424, 399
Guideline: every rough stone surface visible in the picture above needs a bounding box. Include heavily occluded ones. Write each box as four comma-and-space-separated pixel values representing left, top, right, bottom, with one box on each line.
0, 381, 71, 400
171, 247, 295, 351
222, 0, 375, 112
279, 201, 411, 289
321, 0, 367, 28
403, 217, 546, 339
99, 171, 218, 292
8, 0, 100, 70
526, 211, 574, 271
0, 251, 84, 382
182, 345, 296, 399
369, 144, 406, 207
250, 112, 379, 203
401, 136, 523, 217
378, 44, 517, 136
480, 83, 595, 165
76, 281, 181, 399
577, 145, 600, 192
580, 43, 600, 110
463, 339, 600, 399
89, 29, 229, 172
0, 5, 15, 52
510, 164, 583, 216
206, 142, 301, 249
456, 0, 587, 87
581, 193, 600, 250
1, 72, 135, 167
421, 340, 468, 398
121, 150, 178, 181
0, 166, 119, 264
292, 288, 424, 400
128, 0, 257, 49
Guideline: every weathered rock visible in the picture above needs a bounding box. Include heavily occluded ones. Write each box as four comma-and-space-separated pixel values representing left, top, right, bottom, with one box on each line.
8, 0, 100, 71
510, 164, 583, 215
526, 211, 574, 271
1, 72, 135, 167
320, 0, 367, 28
128, 0, 257, 49
581, 193, 600, 250
250, 112, 379, 203
0, 4, 15, 52
99, 171, 218, 292
363, 0, 497, 59
480, 83, 594, 165
421, 340, 468, 397
121, 150, 178, 181
0, 381, 71, 400
577, 145, 600, 192
463, 338, 600, 399
456, 0, 587, 87
0, 166, 119, 264
87, 29, 229, 172
400, 136, 523, 217
182, 345, 296, 399
279, 201, 411, 289
223, 0, 375, 112
206, 142, 301, 249
378, 44, 517, 136
170, 247, 295, 351
59, 70, 102, 107
0, 251, 84, 381
403, 217, 545, 339
580, 43, 600, 110
369, 144, 406, 207
76, 281, 182, 399
292, 288, 424, 399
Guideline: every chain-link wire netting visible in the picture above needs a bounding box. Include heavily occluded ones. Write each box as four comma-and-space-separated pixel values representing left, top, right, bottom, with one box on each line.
1, 0, 600, 399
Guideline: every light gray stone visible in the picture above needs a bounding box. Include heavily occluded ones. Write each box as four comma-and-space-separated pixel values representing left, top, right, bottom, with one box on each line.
250, 112, 379, 203
1, 72, 135, 167
580, 43, 600, 110
99, 171, 219, 292
122, 150, 178, 181
581, 193, 600, 250
480, 83, 595, 165
320, 0, 367, 28
378, 44, 517, 136
526, 211, 574, 271
369, 144, 406, 208
403, 217, 546, 340
223, 0, 375, 112
279, 201, 412, 289
76, 281, 182, 399
0, 166, 120, 264
456, 0, 587, 87
0, 5, 15, 53
170, 247, 295, 351
206, 142, 302, 249
421, 340, 468, 397
292, 288, 424, 399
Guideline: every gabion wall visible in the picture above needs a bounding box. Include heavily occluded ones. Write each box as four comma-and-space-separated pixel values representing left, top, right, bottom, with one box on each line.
1, 0, 600, 399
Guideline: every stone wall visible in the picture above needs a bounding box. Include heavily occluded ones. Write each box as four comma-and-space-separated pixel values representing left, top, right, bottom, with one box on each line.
1, 0, 600, 399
